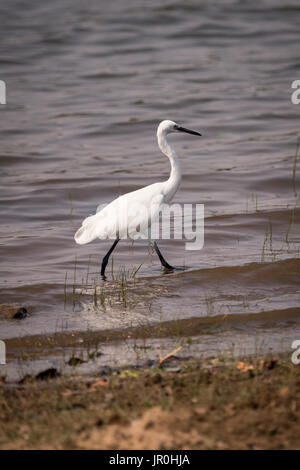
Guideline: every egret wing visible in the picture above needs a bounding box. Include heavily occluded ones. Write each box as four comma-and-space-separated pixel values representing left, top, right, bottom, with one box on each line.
74, 182, 165, 245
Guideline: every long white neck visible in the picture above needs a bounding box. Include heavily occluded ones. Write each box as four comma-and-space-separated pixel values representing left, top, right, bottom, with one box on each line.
157, 129, 181, 202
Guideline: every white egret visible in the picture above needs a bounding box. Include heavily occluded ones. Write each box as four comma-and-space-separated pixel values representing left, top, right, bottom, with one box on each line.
74, 120, 201, 276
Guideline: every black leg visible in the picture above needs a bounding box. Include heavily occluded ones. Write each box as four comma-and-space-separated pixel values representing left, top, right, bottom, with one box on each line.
101, 238, 119, 276
153, 241, 174, 270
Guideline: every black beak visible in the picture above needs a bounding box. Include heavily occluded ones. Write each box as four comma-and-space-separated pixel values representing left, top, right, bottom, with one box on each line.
175, 125, 201, 136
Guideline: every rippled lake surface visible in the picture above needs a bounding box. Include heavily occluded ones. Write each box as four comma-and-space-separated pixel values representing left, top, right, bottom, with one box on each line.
0, 0, 299, 380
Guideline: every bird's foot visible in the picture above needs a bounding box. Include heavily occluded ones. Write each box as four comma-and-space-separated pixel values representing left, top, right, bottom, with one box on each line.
162, 264, 186, 272
161, 262, 175, 271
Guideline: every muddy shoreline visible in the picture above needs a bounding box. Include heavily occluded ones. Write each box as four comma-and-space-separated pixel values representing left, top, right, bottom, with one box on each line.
0, 353, 299, 450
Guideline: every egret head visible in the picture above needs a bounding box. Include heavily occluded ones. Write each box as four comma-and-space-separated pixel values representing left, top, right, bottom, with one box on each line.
158, 120, 201, 136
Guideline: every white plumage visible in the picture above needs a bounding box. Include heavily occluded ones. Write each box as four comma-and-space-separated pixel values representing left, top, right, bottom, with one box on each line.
74, 184, 164, 244
74, 119, 201, 275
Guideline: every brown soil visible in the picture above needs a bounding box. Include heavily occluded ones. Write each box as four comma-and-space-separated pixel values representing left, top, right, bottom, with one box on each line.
0, 354, 299, 450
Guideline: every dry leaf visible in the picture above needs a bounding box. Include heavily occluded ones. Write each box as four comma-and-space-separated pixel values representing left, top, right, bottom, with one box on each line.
236, 361, 254, 373
278, 386, 291, 399
91, 379, 109, 388
62, 389, 74, 397
158, 346, 182, 368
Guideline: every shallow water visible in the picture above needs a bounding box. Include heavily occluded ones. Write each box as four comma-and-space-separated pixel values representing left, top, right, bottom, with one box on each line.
0, 0, 299, 380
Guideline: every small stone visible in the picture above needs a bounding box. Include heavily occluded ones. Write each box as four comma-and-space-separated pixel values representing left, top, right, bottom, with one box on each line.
99, 366, 117, 376
152, 373, 162, 384
68, 357, 85, 366
36, 368, 60, 380
13, 307, 28, 319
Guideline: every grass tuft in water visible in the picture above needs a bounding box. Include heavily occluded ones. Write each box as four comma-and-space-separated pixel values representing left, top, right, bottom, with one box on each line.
292, 136, 299, 196
72, 256, 77, 311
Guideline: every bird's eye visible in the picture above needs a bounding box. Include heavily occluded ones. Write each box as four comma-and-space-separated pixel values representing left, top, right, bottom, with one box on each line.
173, 124, 179, 130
